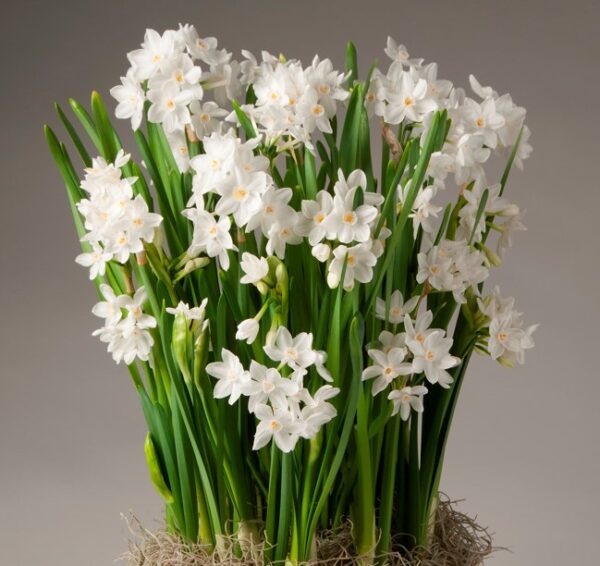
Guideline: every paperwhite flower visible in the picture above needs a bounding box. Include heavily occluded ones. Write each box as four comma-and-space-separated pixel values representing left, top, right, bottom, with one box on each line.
265, 214, 302, 259
215, 171, 268, 227
488, 315, 537, 366
183, 209, 236, 269
327, 242, 377, 291
398, 183, 442, 237
240, 252, 269, 284
416, 246, 454, 290
314, 350, 333, 382
206, 349, 251, 405
408, 331, 460, 388
147, 81, 195, 132
126, 195, 163, 243
325, 176, 378, 244
362, 348, 413, 396
306, 56, 348, 116
190, 101, 228, 138
298, 191, 335, 245
246, 187, 293, 233
384, 37, 423, 67
121, 287, 158, 331
244, 361, 299, 412
403, 310, 434, 348
252, 403, 302, 453
299, 384, 339, 437
311, 242, 331, 263
127, 28, 179, 81
388, 385, 428, 421
75, 243, 112, 279
459, 98, 505, 148
166, 299, 208, 320
384, 72, 437, 124
110, 72, 145, 130
148, 53, 202, 94
92, 284, 127, 326
480, 289, 538, 366
236, 318, 260, 344
297, 88, 332, 134
375, 290, 419, 324
378, 330, 407, 354
105, 322, 155, 365
264, 327, 317, 370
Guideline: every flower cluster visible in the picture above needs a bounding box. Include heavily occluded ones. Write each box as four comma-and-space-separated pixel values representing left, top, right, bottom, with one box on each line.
75, 151, 162, 278
92, 285, 156, 364
362, 305, 460, 419
478, 287, 538, 367
237, 52, 348, 149
206, 327, 338, 452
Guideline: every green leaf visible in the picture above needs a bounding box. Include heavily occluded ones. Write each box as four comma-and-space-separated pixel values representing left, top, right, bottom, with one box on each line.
345, 41, 359, 87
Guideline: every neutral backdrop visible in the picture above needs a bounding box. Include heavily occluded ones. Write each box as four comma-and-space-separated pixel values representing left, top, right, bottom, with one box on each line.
1, 1, 598, 564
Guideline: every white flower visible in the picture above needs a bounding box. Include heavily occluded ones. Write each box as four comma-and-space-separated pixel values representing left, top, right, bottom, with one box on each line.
459, 98, 505, 148
480, 290, 538, 366
324, 169, 378, 244
244, 361, 299, 412
246, 187, 293, 233
311, 242, 331, 262
166, 130, 191, 172
148, 53, 202, 94
190, 101, 228, 138
306, 56, 348, 116
126, 195, 163, 243
384, 37, 423, 67
110, 72, 145, 130
488, 315, 537, 366
75, 243, 112, 279
127, 28, 179, 81
299, 384, 339, 437
121, 287, 157, 331
105, 322, 154, 365
416, 246, 454, 290
92, 284, 127, 326
166, 299, 208, 320
183, 209, 236, 269
206, 349, 251, 405
252, 403, 302, 453
375, 290, 419, 324
327, 242, 377, 291
362, 347, 413, 395
298, 191, 335, 245
297, 88, 332, 134
147, 81, 195, 132
403, 310, 434, 347
265, 214, 302, 259
264, 327, 317, 370
236, 318, 260, 344
215, 171, 268, 227
388, 385, 428, 420
240, 252, 269, 284
378, 330, 407, 354
314, 350, 333, 382
409, 331, 460, 388
398, 183, 442, 237
384, 71, 437, 124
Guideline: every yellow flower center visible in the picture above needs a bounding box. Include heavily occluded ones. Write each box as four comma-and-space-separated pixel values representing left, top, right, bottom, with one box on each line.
403, 96, 414, 107
343, 212, 356, 224
165, 99, 175, 110
311, 104, 324, 116
497, 331, 509, 343
200, 113, 210, 123
318, 84, 330, 95
347, 254, 356, 266
315, 212, 325, 224
475, 116, 485, 128
425, 350, 436, 361
234, 187, 248, 201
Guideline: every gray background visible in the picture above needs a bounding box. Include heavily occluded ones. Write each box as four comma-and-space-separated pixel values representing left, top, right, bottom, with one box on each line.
1, 1, 598, 564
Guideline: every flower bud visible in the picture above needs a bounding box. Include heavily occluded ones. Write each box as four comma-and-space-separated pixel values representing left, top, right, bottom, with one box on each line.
144, 434, 173, 503
236, 318, 260, 344
172, 312, 192, 383
174, 257, 210, 282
